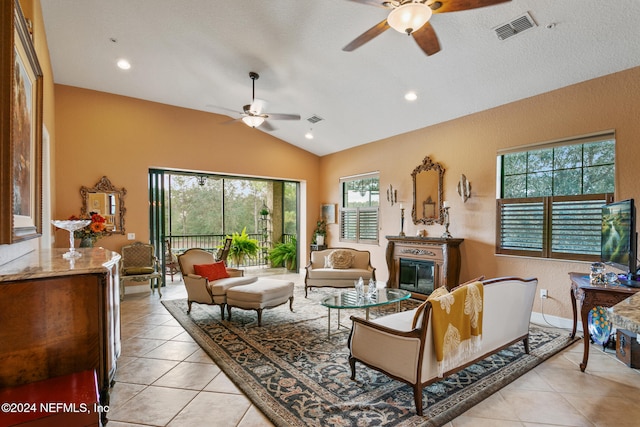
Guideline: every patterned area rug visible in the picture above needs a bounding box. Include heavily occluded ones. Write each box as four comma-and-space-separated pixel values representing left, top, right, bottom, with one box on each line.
162, 287, 577, 427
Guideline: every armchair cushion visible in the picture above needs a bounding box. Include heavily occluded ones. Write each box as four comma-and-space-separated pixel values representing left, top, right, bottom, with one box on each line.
123, 266, 155, 275
194, 262, 230, 281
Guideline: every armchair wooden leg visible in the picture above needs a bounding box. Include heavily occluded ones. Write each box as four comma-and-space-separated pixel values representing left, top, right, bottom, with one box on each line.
256, 309, 263, 327
219, 304, 225, 320
288, 296, 294, 312
349, 357, 357, 380
413, 384, 424, 416
304, 285, 308, 298
523, 336, 530, 354
226, 305, 232, 322
187, 301, 193, 314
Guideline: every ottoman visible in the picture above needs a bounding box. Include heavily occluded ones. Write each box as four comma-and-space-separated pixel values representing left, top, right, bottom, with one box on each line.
226, 278, 295, 326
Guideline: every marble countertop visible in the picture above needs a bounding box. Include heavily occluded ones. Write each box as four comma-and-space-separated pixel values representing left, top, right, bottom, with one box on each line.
611, 292, 640, 335
0, 248, 120, 282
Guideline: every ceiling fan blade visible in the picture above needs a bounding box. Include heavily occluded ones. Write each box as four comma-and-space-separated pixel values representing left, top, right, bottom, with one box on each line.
430, 0, 511, 14
344, 0, 391, 8
412, 22, 441, 55
221, 117, 243, 125
260, 120, 276, 132
343, 19, 390, 52
266, 113, 301, 121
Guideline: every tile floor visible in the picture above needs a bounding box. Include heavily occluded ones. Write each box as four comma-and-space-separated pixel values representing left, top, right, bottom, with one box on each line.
108, 273, 640, 427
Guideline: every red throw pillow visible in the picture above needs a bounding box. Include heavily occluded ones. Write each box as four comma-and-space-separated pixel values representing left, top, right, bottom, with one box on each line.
193, 262, 229, 281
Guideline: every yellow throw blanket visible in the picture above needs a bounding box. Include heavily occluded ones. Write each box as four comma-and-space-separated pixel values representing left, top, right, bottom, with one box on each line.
428, 282, 483, 378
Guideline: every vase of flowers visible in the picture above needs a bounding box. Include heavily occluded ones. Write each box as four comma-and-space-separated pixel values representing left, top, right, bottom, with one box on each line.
314, 219, 327, 245
69, 212, 108, 247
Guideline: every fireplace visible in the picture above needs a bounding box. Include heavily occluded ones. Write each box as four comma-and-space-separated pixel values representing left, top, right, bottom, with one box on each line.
399, 258, 435, 295
386, 236, 464, 299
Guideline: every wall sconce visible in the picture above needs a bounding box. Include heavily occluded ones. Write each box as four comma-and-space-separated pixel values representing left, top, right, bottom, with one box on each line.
457, 174, 471, 203
386, 184, 398, 206
196, 175, 206, 186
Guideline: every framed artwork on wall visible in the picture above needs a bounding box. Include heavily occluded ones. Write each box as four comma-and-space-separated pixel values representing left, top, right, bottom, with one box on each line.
321, 204, 336, 224
0, 0, 44, 244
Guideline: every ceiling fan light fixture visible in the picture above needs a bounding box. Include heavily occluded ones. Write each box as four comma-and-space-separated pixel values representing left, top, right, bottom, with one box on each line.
242, 115, 265, 128
387, 2, 433, 35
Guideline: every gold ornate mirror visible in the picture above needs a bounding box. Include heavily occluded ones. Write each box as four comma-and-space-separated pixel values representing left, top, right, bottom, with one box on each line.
411, 156, 445, 225
80, 176, 127, 234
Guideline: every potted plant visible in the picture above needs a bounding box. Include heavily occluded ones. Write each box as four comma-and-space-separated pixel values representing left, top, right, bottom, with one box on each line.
267, 237, 297, 270
227, 227, 260, 267
314, 219, 327, 246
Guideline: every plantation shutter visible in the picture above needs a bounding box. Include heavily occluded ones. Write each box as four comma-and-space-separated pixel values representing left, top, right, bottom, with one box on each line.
496, 198, 545, 257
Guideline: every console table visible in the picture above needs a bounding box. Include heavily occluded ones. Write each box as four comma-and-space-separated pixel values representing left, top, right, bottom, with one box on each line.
569, 272, 639, 371
386, 236, 463, 299
0, 248, 121, 422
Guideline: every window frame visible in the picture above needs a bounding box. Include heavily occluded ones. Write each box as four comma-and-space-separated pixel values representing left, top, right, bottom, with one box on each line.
496, 131, 615, 261
339, 172, 379, 244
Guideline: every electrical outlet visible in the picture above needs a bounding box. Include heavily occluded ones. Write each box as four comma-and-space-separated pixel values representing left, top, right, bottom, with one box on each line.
540, 289, 548, 299
127, 233, 135, 240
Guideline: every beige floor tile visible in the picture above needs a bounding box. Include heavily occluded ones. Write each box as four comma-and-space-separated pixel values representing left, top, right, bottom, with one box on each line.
451, 416, 524, 427
563, 393, 640, 427
153, 361, 222, 390
458, 391, 520, 421
171, 331, 196, 343
237, 405, 274, 427
204, 371, 243, 394
536, 367, 636, 398
109, 382, 147, 408
143, 340, 201, 361
136, 324, 186, 340
166, 391, 252, 427
184, 348, 216, 364
502, 370, 554, 392
108, 385, 197, 426
120, 337, 166, 357
498, 389, 593, 426
115, 357, 179, 385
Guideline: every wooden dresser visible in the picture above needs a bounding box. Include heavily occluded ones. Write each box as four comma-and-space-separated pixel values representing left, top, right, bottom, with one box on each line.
0, 248, 121, 413
386, 236, 464, 299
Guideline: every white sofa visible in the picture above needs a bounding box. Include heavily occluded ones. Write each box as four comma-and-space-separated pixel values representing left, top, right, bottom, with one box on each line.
304, 248, 376, 297
348, 276, 538, 415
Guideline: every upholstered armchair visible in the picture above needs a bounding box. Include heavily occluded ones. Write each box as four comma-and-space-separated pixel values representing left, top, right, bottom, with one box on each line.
120, 241, 163, 298
177, 248, 257, 318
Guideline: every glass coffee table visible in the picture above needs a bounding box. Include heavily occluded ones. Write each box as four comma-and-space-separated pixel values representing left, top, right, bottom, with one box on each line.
320, 288, 411, 338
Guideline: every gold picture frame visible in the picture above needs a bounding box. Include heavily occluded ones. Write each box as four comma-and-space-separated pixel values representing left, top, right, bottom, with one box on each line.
0, 0, 43, 244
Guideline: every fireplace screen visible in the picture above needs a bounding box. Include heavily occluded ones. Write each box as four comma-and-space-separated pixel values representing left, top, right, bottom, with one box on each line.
399, 258, 435, 295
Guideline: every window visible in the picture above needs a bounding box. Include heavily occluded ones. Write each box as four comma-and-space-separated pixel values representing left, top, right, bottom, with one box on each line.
340, 173, 379, 244
497, 132, 615, 260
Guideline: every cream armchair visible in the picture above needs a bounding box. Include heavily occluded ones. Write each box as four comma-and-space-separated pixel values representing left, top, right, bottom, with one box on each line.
348, 277, 538, 415
177, 248, 257, 318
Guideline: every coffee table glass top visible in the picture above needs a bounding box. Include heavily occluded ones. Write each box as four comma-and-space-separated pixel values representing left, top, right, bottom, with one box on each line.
320, 288, 411, 309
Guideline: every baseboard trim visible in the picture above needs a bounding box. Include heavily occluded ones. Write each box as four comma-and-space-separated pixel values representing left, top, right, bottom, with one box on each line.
530, 311, 583, 333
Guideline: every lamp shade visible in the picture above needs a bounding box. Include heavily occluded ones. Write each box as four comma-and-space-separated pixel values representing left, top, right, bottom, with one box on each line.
387, 2, 433, 35
242, 115, 265, 128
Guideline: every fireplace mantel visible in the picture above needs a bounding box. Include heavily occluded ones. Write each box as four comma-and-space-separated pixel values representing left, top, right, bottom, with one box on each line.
385, 236, 464, 299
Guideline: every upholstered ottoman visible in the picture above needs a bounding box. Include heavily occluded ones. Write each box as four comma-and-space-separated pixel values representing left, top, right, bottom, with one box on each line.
226, 279, 295, 326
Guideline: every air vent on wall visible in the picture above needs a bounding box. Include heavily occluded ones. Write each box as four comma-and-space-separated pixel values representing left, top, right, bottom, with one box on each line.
493, 12, 537, 41
306, 115, 324, 124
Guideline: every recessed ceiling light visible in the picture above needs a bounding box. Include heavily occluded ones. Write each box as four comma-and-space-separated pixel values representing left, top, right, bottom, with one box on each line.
305, 131, 314, 140
404, 91, 418, 101
117, 59, 131, 70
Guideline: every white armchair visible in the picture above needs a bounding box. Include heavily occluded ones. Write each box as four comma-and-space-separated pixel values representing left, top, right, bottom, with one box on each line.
177, 248, 257, 318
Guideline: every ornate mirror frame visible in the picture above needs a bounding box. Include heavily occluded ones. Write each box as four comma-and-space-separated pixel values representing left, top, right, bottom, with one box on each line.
411, 156, 445, 225
80, 176, 127, 234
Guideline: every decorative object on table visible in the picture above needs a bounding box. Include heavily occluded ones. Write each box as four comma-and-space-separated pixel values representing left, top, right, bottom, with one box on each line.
590, 262, 606, 285
587, 305, 612, 349
605, 272, 619, 285
367, 278, 377, 299
386, 184, 397, 206
51, 219, 91, 259
457, 174, 471, 203
399, 203, 405, 236
69, 212, 109, 247
355, 277, 365, 298
314, 219, 327, 245
441, 201, 452, 238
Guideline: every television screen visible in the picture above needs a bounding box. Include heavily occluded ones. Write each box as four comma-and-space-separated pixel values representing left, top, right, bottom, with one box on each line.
601, 199, 636, 274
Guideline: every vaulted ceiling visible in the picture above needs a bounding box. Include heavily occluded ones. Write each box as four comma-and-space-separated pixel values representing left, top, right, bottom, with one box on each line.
41, 0, 640, 156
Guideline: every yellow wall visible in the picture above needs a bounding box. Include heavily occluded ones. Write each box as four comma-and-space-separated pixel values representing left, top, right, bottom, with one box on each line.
319, 66, 640, 320
53, 85, 321, 258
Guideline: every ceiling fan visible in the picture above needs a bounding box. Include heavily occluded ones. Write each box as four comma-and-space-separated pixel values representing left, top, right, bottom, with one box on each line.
343, 0, 511, 56
209, 72, 301, 131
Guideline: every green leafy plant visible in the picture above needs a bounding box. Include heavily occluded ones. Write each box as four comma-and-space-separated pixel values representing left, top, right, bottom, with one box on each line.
268, 237, 297, 270
227, 227, 260, 267
314, 219, 327, 236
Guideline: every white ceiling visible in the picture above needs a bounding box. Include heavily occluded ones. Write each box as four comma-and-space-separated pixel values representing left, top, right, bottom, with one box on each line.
40, 0, 640, 156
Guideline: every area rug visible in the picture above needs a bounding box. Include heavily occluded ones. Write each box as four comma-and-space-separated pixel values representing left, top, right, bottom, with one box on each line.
162, 288, 577, 427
